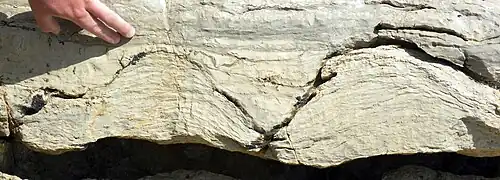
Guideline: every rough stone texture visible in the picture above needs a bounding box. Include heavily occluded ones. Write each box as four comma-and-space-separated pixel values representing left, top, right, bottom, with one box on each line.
382, 165, 500, 180
0, 0, 499, 169
283, 46, 500, 167
0, 172, 21, 180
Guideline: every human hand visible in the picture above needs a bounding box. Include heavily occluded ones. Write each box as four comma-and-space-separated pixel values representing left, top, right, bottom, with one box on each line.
28, 0, 135, 44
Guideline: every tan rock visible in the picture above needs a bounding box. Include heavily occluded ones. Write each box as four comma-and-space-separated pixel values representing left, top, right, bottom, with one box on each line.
0, 0, 499, 168
0, 172, 21, 180
275, 45, 499, 167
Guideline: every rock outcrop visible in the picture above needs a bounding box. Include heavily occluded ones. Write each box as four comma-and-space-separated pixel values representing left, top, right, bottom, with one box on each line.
0, 172, 21, 180
1, 0, 499, 173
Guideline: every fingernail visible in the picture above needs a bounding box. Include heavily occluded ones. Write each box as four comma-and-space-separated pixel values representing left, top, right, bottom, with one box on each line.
52, 27, 60, 35
111, 37, 120, 44
124, 27, 135, 38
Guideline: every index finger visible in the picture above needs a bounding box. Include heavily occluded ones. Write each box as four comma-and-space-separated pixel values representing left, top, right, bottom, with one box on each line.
72, 10, 121, 44
85, 0, 135, 38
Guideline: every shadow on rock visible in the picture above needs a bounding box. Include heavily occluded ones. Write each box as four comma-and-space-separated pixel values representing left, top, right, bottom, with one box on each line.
6, 137, 500, 180
0, 12, 6, 21
7, 138, 324, 180
461, 116, 500, 151
0, 11, 131, 85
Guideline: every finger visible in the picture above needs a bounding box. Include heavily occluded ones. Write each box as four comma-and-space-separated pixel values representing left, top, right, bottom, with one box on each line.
32, 13, 61, 34
86, 0, 135, 38
72, 10, 121, 44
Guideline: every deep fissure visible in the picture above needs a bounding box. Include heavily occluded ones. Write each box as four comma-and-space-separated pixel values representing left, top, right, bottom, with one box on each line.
213, 86, 266, 135
0, 20, 36, 31
15, 87, 86, 116
242, 6, 306, 14
246, 65, 338, 151
41, 87, 86, 99
371, 0, 436, 11
374, 22, 469, 41
366, 36, 500, 90
17, 94, 45, 116
105, 50, 168, 86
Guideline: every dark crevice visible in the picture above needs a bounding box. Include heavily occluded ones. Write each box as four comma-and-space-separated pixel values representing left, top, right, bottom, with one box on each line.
246, 65, 338, 150
312, 68, 337, 88
369, 0, 436, 11
17, 94, 46, 116
371, 37, 500, 90
274, 7, 306, 11
454, 8, 484, 18
105, 50, 165, 86
6, 137, 500, 180
242, 6, 305, 14
495, 104, 500, 116
213, 87, 265, 135
14, 87, 86, 117
213, 87, 253, 120
41, 87, 86, 99
374, 22, 468, 41
0, 20, 36, 31
337, 27, 500, 90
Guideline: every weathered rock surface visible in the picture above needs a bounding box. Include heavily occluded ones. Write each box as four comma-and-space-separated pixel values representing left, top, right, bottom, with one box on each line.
382, 165, 500, 180
0, 0, 499, 169
0, 172, 21, 180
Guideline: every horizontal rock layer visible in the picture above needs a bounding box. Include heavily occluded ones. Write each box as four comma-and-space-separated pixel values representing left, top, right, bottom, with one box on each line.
0, 0, 499, 168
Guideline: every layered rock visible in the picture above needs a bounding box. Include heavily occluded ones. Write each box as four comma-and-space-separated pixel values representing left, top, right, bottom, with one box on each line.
0, 0, 499, 169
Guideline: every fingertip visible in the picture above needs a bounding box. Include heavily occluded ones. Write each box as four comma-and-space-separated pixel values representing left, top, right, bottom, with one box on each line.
124, 26, 135, 38
85, 0, 136, 39
111, 37, 120, 44
51, 24, 61, 35
36, 16, 61, 34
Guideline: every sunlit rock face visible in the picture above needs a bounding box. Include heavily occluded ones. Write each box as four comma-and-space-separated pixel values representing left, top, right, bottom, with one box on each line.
0, 0, 499, 169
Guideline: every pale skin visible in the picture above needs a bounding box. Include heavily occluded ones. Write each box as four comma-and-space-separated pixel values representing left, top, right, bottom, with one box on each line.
28, 0, 135, 44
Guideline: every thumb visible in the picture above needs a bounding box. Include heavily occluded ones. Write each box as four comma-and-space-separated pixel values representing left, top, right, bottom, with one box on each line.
33, 13, 61, 34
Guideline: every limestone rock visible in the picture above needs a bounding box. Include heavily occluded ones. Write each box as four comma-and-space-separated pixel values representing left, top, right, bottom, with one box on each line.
382, 165, 500, 180
0, 172, 21, 180
0, 91, 11, 137
0, 0, 499, 169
